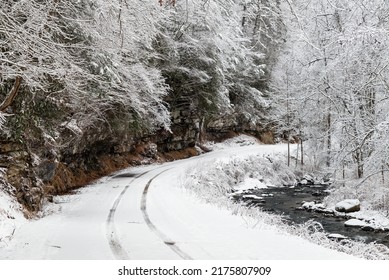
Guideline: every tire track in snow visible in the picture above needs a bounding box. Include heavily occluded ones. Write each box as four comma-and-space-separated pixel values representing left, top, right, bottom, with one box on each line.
141, 169, 193, 260
106, 170, 150, 260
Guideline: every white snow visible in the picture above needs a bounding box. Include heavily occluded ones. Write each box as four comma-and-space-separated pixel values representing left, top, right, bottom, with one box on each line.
328, 234, 348, 240
261, 193, 274, 197
234, 178, 267, 191
61, 119, 82, 135
345, 219, 368, 228
335, 199, 361, 212
204, 134, 260, 151
0, 189, 25, 246
148, 164, 356, 260
301, 200, 389, 231
0, 140, 359, 259
302, 201, 327, 210
355, 212, 389, 230
242, 194, 264, 200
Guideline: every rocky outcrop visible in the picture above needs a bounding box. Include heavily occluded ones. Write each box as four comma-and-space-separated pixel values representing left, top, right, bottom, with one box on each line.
157, 97, 200, 152
206, 113, 274, 144
0, 142, 43, 212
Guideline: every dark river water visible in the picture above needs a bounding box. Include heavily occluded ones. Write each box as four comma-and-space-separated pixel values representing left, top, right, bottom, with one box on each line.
233, 184, 389, 247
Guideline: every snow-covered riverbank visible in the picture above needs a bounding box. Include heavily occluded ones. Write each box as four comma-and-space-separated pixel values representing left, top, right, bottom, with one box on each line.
183, 136, 389, 259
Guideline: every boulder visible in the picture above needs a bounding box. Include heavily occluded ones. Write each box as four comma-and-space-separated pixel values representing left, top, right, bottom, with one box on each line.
344, 218, 367, 228
335, 199, 361, 213
328, 233, 348, 240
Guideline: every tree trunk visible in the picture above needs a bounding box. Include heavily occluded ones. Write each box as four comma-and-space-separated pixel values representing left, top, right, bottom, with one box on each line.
355, 148, 363, 178
287, 130, 290, 167
242, 5, 247, 27
0, 76, 23, 112
382, 164, 385, 184
301, 138, 304, 165
326, 111, 331, 167
198, 117, 205, 144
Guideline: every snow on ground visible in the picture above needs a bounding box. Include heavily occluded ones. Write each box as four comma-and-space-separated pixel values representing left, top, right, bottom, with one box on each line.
0, 189, 25, 246
0, 135, 366, 259
234, 178, 268, 191
204, 134, 261, 150
149, 169, 356, 260
184, 137, 389, 259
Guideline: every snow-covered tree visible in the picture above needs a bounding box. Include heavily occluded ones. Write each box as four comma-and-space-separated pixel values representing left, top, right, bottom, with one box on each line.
272, 0, 389, 184
0, 0, 171, 142
155, 0, 282, 139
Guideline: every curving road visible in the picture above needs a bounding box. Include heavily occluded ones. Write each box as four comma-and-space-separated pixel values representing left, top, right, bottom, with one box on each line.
0, 145, 357, 260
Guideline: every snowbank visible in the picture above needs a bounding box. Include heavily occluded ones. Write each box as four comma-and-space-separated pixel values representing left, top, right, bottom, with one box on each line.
204, 134, 261, 151
0, 189, 25, 246
184, 151, 296, 207
234, 178, 268, 191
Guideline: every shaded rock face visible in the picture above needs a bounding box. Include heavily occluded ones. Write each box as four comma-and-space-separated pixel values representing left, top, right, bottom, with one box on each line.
205, 114, 274, 144
156, 99, 200, 152
36, 161, 57, 183
0, 142, 43, 212
207, 114, 238, 135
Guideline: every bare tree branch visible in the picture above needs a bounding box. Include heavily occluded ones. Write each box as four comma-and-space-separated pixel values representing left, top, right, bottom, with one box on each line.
0, 76, 23, 112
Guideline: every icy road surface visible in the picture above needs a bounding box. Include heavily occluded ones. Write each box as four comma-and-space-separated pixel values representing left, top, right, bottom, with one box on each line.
0, 145, 356, 259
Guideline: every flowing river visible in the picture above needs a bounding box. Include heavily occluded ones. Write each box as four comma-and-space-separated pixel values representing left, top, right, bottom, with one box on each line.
233, 184, 389, 247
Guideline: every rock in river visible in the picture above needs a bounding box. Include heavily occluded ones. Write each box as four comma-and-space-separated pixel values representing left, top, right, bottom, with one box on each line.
335, 199, 361, 213
344, 219, 367, 228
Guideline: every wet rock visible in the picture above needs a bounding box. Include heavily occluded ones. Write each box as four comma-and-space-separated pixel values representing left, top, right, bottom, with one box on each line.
312, 191, 323, 197
335, 199, 361, 213
361, 225, 375, 232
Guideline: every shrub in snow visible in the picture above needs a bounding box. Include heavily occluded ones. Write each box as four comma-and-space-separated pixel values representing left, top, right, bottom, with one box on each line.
183, 154, 296, 205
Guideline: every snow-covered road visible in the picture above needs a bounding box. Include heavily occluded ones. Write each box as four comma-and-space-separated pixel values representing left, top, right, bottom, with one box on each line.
0, 144, 357, 259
